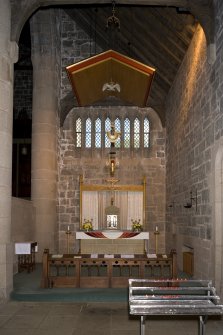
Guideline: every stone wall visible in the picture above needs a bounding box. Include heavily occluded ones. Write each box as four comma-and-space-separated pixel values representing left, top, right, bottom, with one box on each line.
165, 16, 223, 281
60, 9, 102, 101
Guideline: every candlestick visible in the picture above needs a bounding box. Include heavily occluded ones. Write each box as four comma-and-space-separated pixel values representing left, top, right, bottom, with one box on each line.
154, 227, 160, 255
66, 229, 71, 254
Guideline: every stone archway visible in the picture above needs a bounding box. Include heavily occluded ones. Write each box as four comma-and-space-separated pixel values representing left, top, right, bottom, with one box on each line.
10, 0, 215, 46
214, 141, 223, 297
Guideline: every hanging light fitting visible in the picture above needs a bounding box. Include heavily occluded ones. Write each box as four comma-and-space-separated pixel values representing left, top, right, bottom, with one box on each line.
106, 1, 120, 31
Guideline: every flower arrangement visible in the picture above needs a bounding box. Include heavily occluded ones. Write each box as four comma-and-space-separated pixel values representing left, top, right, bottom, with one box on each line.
82, 219, 93, 231
131, 219, 142, 231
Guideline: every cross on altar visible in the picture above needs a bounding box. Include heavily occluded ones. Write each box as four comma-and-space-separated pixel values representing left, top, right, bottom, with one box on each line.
105, 177, 120, 189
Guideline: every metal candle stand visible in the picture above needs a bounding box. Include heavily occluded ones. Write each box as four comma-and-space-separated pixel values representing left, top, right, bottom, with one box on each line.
66, 227, 71, 254
154, 227, 160, 254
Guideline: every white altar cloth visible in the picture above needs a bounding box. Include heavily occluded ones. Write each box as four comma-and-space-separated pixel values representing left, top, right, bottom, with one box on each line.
76, 231, 149, 240
15, 242, 38, 254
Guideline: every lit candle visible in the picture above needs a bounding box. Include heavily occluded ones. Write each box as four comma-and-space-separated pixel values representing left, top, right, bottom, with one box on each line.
68, 225, 70, 231
155, 226, 158, 232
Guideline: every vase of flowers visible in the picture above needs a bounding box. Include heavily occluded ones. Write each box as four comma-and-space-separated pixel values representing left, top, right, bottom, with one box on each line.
131, 219, 142, 232
82, 219, 93, 231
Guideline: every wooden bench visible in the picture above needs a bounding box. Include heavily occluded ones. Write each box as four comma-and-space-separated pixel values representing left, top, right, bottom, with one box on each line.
129, 279, 223, 335
41, 249, 177, 288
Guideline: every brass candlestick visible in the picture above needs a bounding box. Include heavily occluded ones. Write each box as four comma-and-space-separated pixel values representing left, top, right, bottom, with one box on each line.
154, 227, 160, 255
66, 227, 71, 254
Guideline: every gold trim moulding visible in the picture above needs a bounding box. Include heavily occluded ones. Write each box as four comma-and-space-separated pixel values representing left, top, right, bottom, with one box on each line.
81, 184, 144, 192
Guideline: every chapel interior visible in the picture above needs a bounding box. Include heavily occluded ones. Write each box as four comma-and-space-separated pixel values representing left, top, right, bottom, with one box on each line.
1, 0, 223, 302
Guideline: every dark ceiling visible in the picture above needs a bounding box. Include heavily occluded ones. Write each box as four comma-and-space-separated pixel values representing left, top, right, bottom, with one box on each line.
64, 4, 197, 124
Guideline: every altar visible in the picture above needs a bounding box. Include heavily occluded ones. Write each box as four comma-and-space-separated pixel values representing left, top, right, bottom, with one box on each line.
76, 231, 149, 254
78, 175, 148, 254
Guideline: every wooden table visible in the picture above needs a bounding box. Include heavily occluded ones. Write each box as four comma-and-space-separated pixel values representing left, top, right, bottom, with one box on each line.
15, 242, 37, 273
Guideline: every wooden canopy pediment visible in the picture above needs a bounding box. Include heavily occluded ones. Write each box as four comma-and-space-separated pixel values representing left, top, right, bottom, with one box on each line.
66, 50, 155, 107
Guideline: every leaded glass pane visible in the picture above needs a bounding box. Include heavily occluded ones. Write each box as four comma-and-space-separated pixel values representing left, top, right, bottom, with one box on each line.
105, 118, 111, 148
144, 118, 150, 148
76, 134, 81, 148
144, 118, 150, 132
95, 118, 101, 148
134, 118, 140, 148
76, 118, 82, 148
85, 118, 91, 148
144, 133, 149, 147
125, 133, 130, 148
76, 118, 81, 131
124, 118, 130, 148
114, 118, 121, 148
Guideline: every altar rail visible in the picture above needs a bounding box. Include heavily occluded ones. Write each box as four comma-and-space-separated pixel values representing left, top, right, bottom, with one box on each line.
41, 249, 177, 289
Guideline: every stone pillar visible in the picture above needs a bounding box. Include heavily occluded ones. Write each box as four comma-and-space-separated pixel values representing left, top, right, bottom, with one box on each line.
30, 9, 59, 260
0, 0, 18, 301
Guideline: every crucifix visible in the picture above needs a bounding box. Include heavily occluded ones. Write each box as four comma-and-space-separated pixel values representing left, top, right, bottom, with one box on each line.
105, 177, 120, 189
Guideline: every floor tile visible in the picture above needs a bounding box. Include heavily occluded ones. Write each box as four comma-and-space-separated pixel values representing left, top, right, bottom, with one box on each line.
0, 301, 222, 335
2, 314, 45, 329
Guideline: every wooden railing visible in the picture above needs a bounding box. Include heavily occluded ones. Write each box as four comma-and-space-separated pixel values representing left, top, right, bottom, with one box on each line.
41, 249, 177, 289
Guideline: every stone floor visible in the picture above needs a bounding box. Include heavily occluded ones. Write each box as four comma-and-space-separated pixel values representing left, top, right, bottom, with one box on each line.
0, 301, 223, 335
